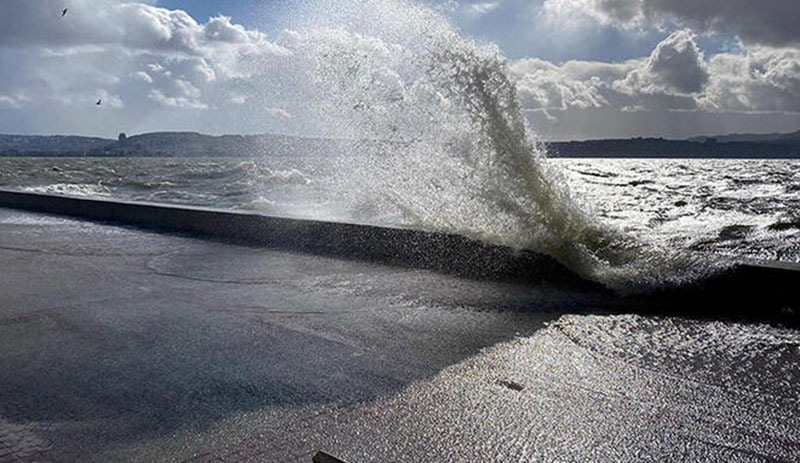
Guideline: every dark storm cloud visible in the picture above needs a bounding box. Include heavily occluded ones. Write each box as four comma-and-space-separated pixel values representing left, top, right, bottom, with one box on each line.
593, 0, 800, 47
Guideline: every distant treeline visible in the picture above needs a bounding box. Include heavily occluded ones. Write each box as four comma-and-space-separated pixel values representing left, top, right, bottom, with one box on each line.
0, 134, 113, 157
547, 133, 800, 159
0, 132, 345, 158
2, 130, 800, 159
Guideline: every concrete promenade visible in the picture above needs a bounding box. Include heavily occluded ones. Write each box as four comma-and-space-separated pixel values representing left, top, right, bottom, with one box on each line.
0, 202, 798, 461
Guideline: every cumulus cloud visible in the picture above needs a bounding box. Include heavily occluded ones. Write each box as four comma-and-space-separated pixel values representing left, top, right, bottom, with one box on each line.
0, 95, 24, 109
132, 71, 153, 83
541, 0, 602, 26
462, 2, 502, 17
511, 31, 706, 113
148, 89, 207, 109
701, 47, 800, 112
204, 15, 260, 44
0, 0, 198, 51
98, 92, 125, 109
616, 29, 708, 95
0, 0, 294, 134
0, 0, 286, 57
547, 0, 800, 47
0, 1, 286, 82
511, 30, 800, 117
265, 107, 293, 119
511, 58, 621, 110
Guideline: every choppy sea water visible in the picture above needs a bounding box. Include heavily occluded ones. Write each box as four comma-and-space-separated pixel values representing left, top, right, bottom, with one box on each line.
560, 158, 800, 263
1, 156, 798, 266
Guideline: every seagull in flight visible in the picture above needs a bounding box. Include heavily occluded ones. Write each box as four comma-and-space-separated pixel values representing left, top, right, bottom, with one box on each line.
61, 8, 68, 17
96, 98, 102, 106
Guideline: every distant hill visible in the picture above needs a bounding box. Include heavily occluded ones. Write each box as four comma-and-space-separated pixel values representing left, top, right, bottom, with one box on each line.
547, 131, 800, 159
687, 130, 800, 144
0, 132, 350, 158
2, 130, 800, 159
0, 134, 113, 156
97, 132, 342, 157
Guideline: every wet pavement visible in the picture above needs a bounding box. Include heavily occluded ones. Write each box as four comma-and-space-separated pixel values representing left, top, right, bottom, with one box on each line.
0, 207, 798, 462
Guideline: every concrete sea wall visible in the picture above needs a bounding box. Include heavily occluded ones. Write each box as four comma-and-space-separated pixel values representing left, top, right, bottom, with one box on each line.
0, 188, 797, 324
0, 188, 594, 288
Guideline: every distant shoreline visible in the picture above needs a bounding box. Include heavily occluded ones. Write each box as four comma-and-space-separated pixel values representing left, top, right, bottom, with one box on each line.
546, 138, 800, 159
2, 130, 799, 159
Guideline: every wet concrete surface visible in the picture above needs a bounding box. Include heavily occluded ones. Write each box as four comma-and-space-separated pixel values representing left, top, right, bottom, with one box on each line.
1, 207, 798, 462
0, 208, 590, 461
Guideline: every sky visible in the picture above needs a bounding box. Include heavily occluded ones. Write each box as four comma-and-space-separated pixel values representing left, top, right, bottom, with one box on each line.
0, 0, 798, 140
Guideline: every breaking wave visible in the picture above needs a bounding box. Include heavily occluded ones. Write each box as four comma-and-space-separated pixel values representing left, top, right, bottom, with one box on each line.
267, 0, 718, 290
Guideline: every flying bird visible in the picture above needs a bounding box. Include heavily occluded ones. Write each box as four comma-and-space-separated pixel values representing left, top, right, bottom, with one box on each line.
96, 98, 102, 106
61, 8, 68, 17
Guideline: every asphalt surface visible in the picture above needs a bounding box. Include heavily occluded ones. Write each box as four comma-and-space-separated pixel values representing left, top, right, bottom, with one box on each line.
0, 207, 798, 462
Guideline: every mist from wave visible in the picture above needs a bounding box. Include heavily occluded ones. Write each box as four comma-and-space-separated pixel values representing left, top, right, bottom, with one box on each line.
243, 0, 712, 290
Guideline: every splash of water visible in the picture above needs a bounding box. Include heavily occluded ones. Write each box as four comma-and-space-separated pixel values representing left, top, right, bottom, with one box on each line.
265, 0, 718, 290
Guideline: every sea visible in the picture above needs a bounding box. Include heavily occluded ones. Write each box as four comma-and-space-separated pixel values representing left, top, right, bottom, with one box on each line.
1, 156, 798, 271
